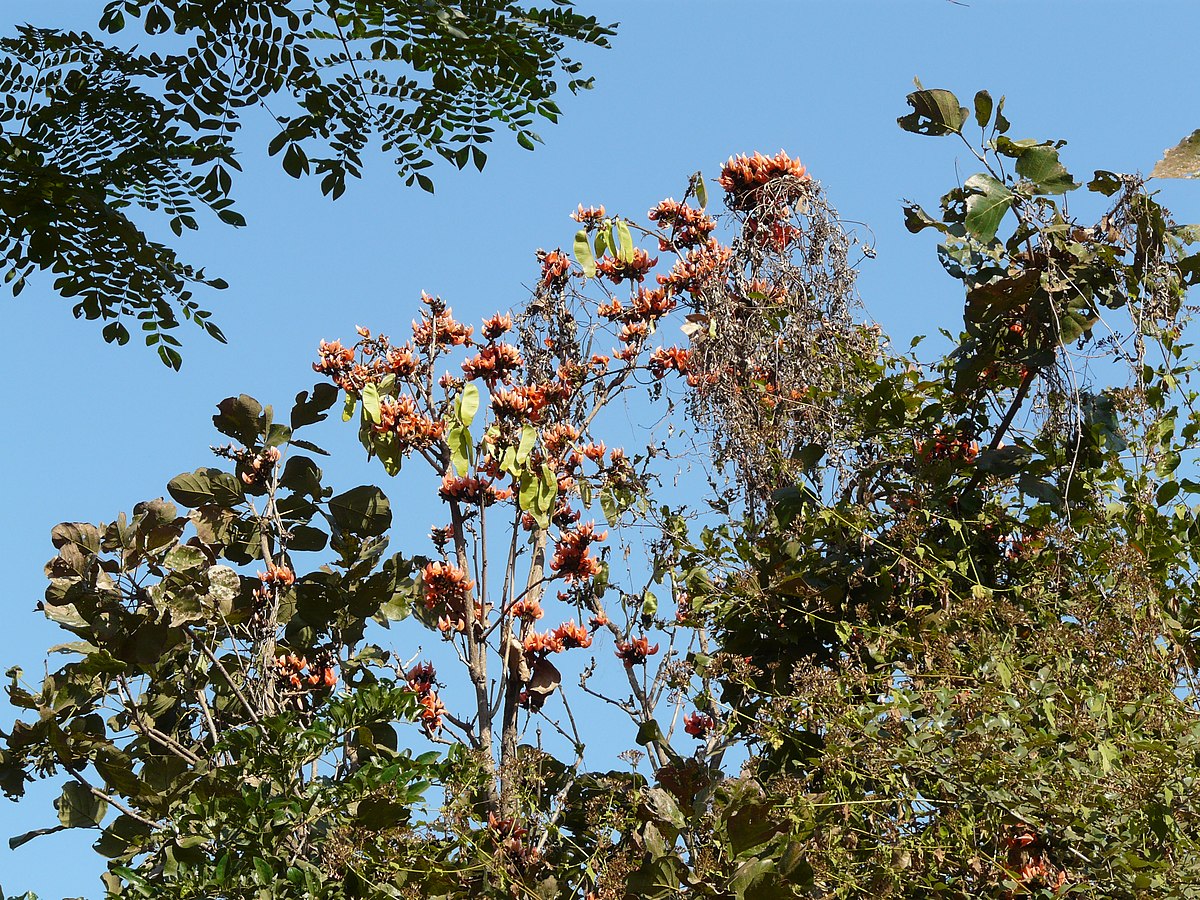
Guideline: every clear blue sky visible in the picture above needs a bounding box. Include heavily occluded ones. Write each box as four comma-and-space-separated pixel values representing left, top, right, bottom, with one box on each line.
4, 1, 1200, 895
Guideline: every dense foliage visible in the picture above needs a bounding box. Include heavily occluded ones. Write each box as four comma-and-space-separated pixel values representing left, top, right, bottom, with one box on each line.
0, 1, 614, 365
7, 88, 1200, 899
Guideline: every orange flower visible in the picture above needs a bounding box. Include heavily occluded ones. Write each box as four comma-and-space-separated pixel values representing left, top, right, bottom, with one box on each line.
551, 620, 592, 650
462, 343, 523, 384
570, 204, 607, 229
648, 346, 691, 378
539, 249, 572, 288
657, 238, 732, 295
718, 150, 810, 209
541, 423, 579, 457
259, 563, 295, 586
482, 312, 514, 340
596, 248, 658, 284
510, 597, 544, 622
413, 301, 473, 347
422, 560, 474, 610
615, 635, 659, 665
523, 630, 564, 655
438, 474, 512, 506
550, 523, 607, 582
648, 198, 716, 250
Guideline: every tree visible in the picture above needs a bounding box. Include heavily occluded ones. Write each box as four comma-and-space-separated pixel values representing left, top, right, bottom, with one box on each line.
0, 2, 615, 366
7, 88, 1200, 899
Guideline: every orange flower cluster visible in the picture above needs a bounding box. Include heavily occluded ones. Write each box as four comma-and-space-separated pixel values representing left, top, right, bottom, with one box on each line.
313, 339, 359, 391
648, 199, 716, 250
383, 344, 419, 377
462, 343, 523, 384
259, 563, 295, 586
571, 204, 607, 229
915, 431, 980, 464
596, 248, 658, 284
615, 635, 659, 666
648, 346, 691, 378
491, 385, 552, 422
598, 287, 675, 325
422, 560, 474, 611
550, 523, 607, 582
746, 215, 800, 252
523, 630, 563, 655
1002, 829, 1067, 893
658, 238, 733, 295
510, 597, 544, 621
718, 150, 810, 208
274, 652, 337, 692
522, 621, 592, 656
438, 474, 513, 507
683, 711, 714, 738
553, 620, 592, 649
541, 423, 579, 457
412, 296, 473, 348
377, 395, 447, 451
406, 662, 445, 733
581, 442, 606, 463
539, 249, 571, 288
482, 312, 513, 340
237, 445, 281, 487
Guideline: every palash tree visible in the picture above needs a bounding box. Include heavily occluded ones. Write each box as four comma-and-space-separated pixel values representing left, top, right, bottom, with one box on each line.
7, 88, 1200, 900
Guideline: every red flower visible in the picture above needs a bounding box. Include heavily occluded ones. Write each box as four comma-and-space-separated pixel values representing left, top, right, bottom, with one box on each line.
683, 711, 714, 738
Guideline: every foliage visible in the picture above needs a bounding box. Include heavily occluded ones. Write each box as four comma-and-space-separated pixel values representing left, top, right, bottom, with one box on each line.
0, 1, 615, 365
692, 87, 1200, 896
8, 87, 1200, 900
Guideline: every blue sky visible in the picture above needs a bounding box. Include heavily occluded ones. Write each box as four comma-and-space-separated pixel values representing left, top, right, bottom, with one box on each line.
4, 1, 1200, 895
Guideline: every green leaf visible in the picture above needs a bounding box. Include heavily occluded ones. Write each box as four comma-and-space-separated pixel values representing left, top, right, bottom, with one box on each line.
517, 423, 538, 465
1152, 129, 1200, 179
57, 781, 107, 829
361, 381, 382, 425
291, 383, 340, 429
642, 589, 658, 618
448, 423, 473, 477
167, 469, 245, 509
963, 173, 1013, 242
328, 486, 392, 537
695, 174, 708, 210
997, 138, 1078, 194
902, 203, 948, 235
574, 229, 596, 279
213, 395, 265, 446
616, 220, 636, 263
897, 89, 968, 136
459, 383, 480, 426
280, 456, 324, 500
1088, 169, 1124, 196
973, 89, 993, 128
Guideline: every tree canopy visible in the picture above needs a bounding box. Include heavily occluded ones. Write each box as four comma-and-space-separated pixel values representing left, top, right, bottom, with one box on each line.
0, 2, 614, 366
6, 86, 1200, 899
